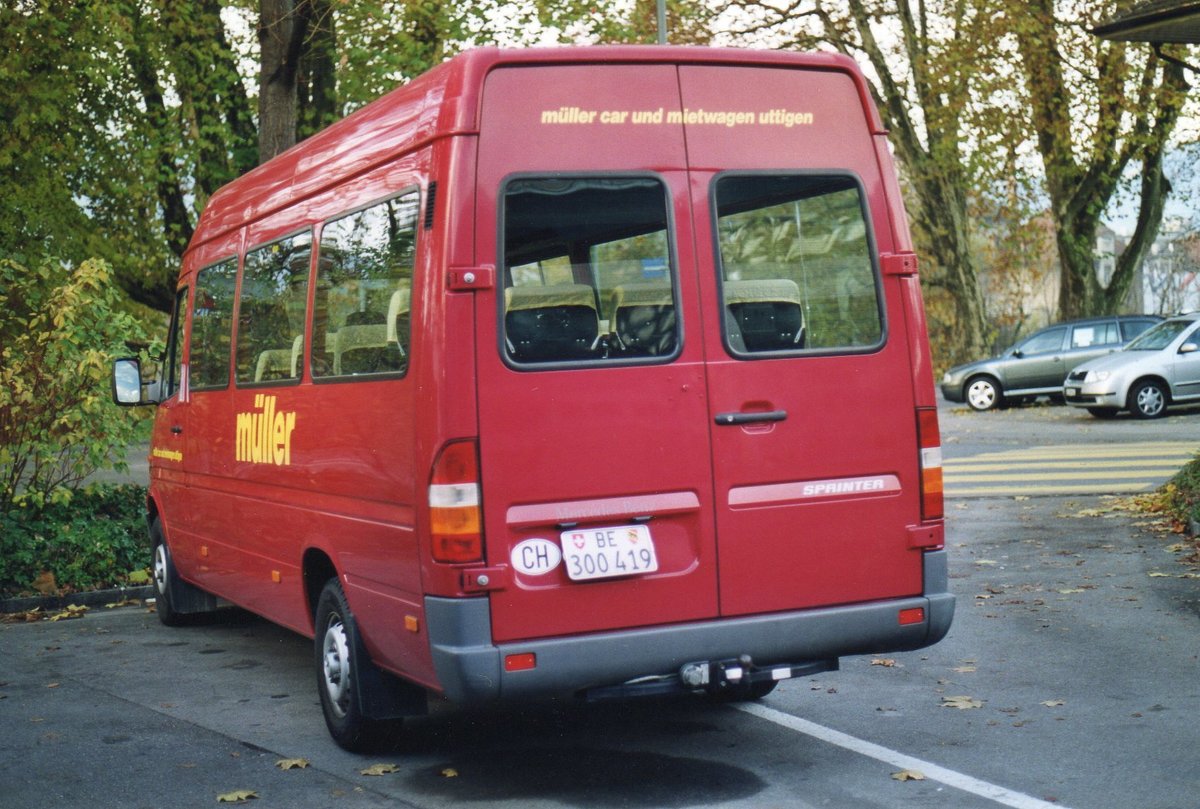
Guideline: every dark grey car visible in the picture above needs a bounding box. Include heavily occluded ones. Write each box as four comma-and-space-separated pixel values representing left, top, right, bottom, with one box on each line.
940, 315, 1162, 411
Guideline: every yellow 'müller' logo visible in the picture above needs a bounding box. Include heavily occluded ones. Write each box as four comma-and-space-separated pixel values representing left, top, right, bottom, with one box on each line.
236, 394, 296, 466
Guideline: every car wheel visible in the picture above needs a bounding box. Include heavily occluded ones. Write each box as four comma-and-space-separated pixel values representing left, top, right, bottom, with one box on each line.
965, 376, 1002, 411
314, 578, 402, 752
151, 518, 214, 627
1128, 380, 1167, 419
1086, 407, 1119, 419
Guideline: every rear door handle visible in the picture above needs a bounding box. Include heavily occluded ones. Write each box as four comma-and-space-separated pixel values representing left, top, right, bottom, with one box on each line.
714, 410, 788, 426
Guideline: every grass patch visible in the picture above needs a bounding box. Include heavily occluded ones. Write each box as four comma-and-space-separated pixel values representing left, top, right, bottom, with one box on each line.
0, 484, 150, 598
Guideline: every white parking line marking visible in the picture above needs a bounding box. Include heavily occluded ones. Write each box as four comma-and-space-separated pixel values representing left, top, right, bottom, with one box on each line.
735, 702, 1071, 809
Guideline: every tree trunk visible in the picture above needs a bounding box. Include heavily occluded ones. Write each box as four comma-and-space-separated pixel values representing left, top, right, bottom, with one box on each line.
258, 0, 306, 164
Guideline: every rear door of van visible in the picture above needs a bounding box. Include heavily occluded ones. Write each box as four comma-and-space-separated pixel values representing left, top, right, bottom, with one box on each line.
679, 64, 925, 615
474, 57, 927, 643
474, 63, 720, 643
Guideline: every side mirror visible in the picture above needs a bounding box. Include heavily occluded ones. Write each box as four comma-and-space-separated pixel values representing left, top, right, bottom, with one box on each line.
112, 358, 149, 406
1181, 342, 1199, 355
1011, 349, 1024, 359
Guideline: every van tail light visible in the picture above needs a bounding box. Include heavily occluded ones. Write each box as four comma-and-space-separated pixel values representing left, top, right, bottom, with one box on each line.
917, 407, 943, 521
429, 440, 484, 563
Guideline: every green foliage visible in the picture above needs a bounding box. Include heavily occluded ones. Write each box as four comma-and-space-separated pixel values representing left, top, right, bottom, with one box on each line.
1157, 456, 1200, 530
0, 257, 151, 510
0, 484, 149, 597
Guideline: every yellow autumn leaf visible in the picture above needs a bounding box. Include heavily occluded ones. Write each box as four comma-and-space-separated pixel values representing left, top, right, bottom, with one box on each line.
276, 758, 309, 770
440, 768, 459, 778
216, 790, 258, 803
49, 604, 88, 622
952, 665, 977, 674
871, 658, 897, 667
360, 763, 399, 776
892, 769, 926, 781
941, 695, 984, 710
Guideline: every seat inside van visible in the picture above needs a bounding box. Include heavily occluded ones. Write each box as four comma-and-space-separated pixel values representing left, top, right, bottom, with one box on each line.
609, 281, 676, 356
505, 283, 599, 362
724, 279, 805, 353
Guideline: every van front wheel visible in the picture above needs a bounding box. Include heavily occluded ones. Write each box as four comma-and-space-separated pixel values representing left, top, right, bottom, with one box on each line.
314, 579, 401, 751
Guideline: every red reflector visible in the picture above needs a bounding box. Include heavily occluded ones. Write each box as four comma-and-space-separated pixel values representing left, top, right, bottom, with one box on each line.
504, 653, 537, 672
899, 607, 926, 626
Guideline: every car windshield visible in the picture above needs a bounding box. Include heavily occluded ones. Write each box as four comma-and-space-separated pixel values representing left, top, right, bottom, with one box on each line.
1126, 319, 1193, 351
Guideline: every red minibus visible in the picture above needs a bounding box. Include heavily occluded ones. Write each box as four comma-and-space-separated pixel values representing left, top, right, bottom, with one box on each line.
113, 46, 954, 751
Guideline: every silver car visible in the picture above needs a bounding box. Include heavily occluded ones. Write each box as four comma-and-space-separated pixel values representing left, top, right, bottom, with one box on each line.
1064, 312, 1200, 419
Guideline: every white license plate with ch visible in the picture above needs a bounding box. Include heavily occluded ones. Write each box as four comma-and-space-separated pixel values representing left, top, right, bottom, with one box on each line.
560, 525, 658, 581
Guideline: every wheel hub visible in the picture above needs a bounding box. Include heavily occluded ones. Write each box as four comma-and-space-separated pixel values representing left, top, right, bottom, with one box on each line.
322, 618, 352, 718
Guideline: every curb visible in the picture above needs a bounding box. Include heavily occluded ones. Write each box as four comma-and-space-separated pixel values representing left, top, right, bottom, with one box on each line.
0, 586, 154, 615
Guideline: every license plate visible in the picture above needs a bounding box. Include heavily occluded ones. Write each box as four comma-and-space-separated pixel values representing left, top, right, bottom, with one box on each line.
560, 525, 658, 581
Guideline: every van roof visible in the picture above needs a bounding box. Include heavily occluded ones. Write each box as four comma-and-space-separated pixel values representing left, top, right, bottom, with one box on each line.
190, 46, 878, 253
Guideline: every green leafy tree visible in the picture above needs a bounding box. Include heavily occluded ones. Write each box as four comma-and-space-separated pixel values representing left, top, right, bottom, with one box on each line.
0, 258, 150, 509
721, 0, 995, 363
1012, 0, 1190, 318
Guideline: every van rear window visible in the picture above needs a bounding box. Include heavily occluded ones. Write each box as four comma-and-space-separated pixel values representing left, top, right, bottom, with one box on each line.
715, 174, 882, 355
502, 177, 678, 365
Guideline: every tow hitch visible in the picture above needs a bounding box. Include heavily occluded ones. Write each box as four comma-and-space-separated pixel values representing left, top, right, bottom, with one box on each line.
679, 655, 838, 697
583, 656, 837, 702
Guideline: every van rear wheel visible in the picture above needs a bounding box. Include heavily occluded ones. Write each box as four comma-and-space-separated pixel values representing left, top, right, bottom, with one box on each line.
314, 579, 402, 752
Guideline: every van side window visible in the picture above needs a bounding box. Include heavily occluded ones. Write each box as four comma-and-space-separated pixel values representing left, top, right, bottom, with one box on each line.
502, 177, 677, 364
236, 232, 312, 384
312, 192, 418, 379
715, 174, 882, 355
164, 286, 187, 399
190, 258, 238, 390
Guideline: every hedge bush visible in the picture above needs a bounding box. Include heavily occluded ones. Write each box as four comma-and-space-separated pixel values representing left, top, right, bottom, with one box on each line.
0, 484, 150, 598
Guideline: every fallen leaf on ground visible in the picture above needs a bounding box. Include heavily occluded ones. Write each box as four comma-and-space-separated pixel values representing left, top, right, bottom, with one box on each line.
892, 769, 926, 781
440, 768, 459, 778
360, 763, 399, 777
216, 790, 258, 803
941, 695, 984, 710
49, 605, 88, 622
276, 758, 309, 770
1057, 588, 1085, 594
105, 598, 141, 609
1040, 699, 1065, 707
871, 658, 897, 667
952, 665, 977, 673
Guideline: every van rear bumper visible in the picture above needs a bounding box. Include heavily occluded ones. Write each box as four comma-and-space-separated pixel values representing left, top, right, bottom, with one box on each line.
426, 550, 954, 704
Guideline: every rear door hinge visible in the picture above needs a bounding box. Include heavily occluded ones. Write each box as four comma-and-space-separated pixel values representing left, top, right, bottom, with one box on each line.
881, 252, 919, 277
448, 265, 495, 291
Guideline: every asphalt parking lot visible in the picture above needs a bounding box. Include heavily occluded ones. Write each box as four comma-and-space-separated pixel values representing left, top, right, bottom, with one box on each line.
2, 404, 1198, 809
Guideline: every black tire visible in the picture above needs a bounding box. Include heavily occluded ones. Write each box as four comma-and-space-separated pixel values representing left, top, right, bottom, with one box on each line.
150, 518, 214, 626
314, 578, 402, 752
964, 376, 1002, 412
1128, 380, 1168, 420
1087, 407, 1119, 419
